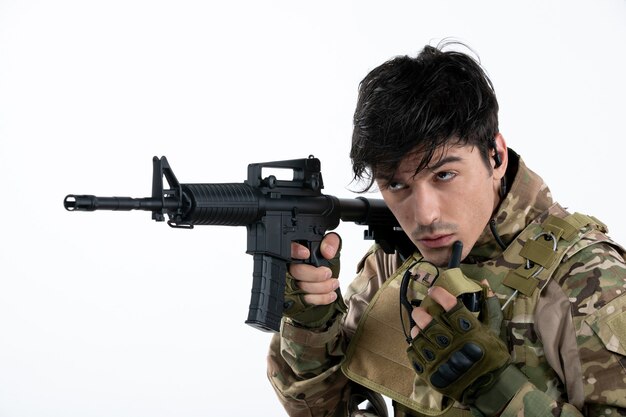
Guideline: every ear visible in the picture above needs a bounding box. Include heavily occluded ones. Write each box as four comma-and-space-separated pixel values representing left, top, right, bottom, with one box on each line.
492, 133, 508, 180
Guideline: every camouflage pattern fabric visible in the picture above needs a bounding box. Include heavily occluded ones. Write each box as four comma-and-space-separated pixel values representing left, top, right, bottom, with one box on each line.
267, 151, 626, 416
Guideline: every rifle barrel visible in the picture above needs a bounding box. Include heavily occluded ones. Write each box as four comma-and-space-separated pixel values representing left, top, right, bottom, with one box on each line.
63, 195, 179, 211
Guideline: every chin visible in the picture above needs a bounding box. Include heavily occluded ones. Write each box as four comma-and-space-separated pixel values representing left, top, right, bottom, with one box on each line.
417, 249, 450, 268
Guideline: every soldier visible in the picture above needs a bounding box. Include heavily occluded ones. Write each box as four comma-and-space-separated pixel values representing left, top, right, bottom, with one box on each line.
267, 40, 626, 416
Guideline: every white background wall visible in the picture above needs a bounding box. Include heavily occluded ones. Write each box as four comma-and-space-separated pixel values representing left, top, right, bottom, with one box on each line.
1, 1, 625, 416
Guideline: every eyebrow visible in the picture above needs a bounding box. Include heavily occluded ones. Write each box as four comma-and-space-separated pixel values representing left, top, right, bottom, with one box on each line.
377, 154, 464, 182
427, 155, 463, 171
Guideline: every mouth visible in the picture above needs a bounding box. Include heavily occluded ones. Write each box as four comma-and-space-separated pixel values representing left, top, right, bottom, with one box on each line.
416, 234, 455, 249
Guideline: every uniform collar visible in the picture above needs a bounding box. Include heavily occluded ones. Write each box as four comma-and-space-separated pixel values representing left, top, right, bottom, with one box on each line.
466, 149, 554, 262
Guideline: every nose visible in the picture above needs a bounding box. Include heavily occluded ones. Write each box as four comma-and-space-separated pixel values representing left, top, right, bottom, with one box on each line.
409, 186, 440, 227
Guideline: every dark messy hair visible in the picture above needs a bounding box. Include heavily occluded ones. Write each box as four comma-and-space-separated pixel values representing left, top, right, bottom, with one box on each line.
350, 40, 499, 191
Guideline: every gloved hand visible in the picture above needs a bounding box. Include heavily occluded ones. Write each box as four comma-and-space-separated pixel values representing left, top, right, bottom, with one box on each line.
283, 233, 347, 328
407, 282, 527, 416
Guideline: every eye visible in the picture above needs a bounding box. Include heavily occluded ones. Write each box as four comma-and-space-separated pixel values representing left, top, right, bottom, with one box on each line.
435, 171, 456, 182
386, 181, 408, 191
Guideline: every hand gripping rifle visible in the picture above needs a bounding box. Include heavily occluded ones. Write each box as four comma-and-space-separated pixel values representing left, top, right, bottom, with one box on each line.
64, 155, 412, 332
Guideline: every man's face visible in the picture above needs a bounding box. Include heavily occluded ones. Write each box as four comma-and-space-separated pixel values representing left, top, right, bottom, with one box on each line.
377, 142, 504, 266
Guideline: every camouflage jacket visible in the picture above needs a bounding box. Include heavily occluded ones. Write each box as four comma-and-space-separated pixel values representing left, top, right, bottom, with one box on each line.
267, 151, 626, 416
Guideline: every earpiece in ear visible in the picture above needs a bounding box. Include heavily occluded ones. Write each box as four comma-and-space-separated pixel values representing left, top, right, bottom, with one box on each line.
490, 138, 502, 168
493, 151, 502, 168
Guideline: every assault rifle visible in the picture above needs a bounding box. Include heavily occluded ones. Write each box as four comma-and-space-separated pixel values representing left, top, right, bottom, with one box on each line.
63, 155, 412, 332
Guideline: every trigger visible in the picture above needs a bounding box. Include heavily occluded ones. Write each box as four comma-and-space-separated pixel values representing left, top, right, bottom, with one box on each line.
304, 240, 330, 268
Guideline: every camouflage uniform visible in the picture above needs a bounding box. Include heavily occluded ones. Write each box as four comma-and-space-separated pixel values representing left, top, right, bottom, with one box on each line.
267, 151, 626, 416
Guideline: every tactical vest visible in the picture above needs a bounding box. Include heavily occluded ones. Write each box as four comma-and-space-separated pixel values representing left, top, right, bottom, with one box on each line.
341, 203, 613, 416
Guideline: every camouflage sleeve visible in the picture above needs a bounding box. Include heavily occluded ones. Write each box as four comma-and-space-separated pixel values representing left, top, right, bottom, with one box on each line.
499, 382, 584, 417
267, 316, 352, 416
266, 246, 399, 416
501, 240, 626, 417
563, 241, 626, 415
499, 380, 626, 417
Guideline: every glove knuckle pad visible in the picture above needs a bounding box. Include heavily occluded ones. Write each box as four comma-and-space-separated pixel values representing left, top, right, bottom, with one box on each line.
429, 342, 485, 388
407, 301, 511, 403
